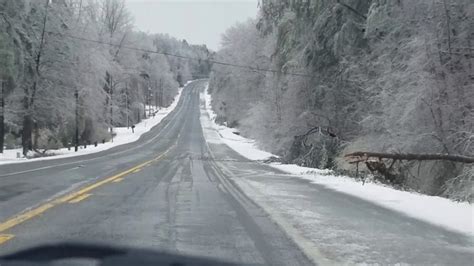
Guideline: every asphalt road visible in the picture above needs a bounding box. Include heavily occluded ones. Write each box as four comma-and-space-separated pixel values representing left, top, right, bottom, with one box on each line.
0, 80, 311, 265
0, 80, 472, 265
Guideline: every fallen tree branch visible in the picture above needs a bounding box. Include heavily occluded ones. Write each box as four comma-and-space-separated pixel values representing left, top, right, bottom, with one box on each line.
345, 152, 474, 164
336, 0, 367, 20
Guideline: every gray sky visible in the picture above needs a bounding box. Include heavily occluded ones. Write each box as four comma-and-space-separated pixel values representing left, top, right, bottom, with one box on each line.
125, 0, 259, 51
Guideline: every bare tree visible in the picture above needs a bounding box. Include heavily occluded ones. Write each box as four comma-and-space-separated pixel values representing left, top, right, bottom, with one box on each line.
100, 0, 132, 38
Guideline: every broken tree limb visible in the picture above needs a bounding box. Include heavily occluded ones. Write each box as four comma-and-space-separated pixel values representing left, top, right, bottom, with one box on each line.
345, 152, 474, 164
336, 0, 368, 20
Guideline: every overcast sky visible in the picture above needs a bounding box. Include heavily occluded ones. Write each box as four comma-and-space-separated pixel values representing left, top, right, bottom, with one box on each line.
125, 0, 259, 51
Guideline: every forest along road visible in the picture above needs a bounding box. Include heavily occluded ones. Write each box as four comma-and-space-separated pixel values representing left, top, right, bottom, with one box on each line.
0, 80, 311, 265
0, 80, 472, 265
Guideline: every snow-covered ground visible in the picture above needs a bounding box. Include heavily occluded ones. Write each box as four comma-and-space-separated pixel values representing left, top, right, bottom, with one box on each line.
0, 87, 184, 166
202, 89, 274, 161
201, 83, 474, 237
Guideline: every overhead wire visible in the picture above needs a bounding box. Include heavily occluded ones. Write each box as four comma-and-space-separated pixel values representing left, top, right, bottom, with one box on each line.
45, 30, 314, 78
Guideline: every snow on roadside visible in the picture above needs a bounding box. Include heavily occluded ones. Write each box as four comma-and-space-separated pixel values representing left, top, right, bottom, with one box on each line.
0, 87, 184, 166
271, 163, 474, 236
202, 85, 275, 161
201, 83, 474, 237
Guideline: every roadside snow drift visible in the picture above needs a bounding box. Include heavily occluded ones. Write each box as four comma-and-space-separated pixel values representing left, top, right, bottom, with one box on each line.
0, 87, 183, 165
200, 83, 474, 237
202, 87, 275, 161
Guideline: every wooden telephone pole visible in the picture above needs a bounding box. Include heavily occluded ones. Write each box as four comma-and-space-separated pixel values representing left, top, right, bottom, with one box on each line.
74, 88, 79, 152
0, 80, 4, 153
126, 82, 130, 129
160, 79, 164, 107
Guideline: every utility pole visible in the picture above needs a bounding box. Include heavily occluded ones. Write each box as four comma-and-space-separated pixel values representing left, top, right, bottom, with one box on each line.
154, 80, 158, 110
149, 92, 153, 116
139, 72, 150, 119
0, 80, 4, 153
148, 82, 152, 117
110, 76, 113, 133
74, 88, 79, 152
143, 86, 148, 119
149, 85, 153, 117
159, 78, 163, 107
126, 82, 130, 129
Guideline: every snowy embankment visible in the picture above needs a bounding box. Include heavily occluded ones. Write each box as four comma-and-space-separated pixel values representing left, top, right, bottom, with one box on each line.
202, 90, 274, 161
201, 84, 474, 237
0, 87, 184, 166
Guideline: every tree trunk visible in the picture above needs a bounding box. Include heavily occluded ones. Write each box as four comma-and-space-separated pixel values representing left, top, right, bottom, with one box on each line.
0, 80, 4, 153
22, 114, 33, 156
104, 71, 111, 127
33, 121, 39, 150
22, 84, 32, 156
21, 0, 49, 157
345, 151, 474, 164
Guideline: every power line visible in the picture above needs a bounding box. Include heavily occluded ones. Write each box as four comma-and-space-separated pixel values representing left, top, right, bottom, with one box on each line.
45, 31, 314, 78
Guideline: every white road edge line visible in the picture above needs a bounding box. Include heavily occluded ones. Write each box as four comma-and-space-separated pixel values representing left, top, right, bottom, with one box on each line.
199, 93, 336, 265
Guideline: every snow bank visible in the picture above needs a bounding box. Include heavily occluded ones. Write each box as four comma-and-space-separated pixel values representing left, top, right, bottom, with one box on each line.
201, 84, 474, 237
271, 163, 474, 236
202, 84, 275, 161
0, 87, 183, 165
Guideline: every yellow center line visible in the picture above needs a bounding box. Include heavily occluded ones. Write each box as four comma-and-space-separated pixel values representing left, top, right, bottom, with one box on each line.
0, 203, 55, 233
0, 143, 176, 236
0, 234, 15, 245
112, 177, 124, 183
68, 193, 92, 203
132, 168, 142, 174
